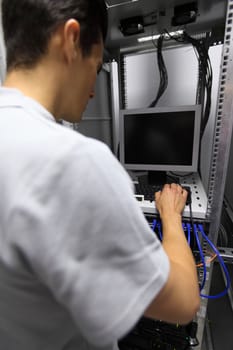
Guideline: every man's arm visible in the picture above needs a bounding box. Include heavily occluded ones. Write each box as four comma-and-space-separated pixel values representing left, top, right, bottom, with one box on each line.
144, 183, 200, 324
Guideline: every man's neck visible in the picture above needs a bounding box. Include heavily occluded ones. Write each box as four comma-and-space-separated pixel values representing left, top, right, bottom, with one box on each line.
3, 65, 62, 121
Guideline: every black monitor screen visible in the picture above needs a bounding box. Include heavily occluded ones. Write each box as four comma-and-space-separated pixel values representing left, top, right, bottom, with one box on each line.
120, 106, 201, 173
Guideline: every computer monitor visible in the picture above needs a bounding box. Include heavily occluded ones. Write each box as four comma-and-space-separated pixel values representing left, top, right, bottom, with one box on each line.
119, 105, 202, 184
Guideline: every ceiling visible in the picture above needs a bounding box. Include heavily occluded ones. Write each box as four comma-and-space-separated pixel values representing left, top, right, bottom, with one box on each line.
105, 0, 228, 52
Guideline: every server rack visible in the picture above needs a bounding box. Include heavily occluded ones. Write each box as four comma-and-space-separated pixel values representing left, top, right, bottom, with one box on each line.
109, 0, 233, 348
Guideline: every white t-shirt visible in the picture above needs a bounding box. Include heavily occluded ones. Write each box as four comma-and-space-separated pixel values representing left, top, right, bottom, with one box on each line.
0, 87, 170, 350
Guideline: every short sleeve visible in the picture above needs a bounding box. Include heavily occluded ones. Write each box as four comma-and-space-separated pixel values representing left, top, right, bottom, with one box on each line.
9, 138, 170, 347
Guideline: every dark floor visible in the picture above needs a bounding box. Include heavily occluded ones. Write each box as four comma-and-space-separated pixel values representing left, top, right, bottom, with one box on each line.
118, 261, 233, 350
205, 263, 233, 350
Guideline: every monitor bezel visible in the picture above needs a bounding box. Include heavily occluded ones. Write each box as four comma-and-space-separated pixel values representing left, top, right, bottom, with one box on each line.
119, 105, 202, 173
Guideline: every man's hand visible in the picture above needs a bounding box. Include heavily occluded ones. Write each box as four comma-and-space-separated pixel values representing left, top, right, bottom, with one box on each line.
155, 183, 188, 220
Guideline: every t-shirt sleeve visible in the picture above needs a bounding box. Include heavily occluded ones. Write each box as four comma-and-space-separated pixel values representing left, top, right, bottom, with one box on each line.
9, 138, 170, 347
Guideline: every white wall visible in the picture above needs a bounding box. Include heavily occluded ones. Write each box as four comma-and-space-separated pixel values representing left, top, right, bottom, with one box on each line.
124, 45, 198, 109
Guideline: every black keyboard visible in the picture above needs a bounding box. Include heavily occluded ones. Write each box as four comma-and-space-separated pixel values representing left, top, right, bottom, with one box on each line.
135, 183, 162, 202
135, 183, 192, 204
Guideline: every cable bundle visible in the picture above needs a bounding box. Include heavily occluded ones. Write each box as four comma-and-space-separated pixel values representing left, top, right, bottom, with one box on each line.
152, 217, 231, 299
149, 34, 168, 107
181, 32, 213, 139
185, 193, 231, 298
195, 224, 231, 299
154, 30, 213, 140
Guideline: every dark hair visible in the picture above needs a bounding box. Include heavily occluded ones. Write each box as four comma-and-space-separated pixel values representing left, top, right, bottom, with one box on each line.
2, 0, 108, 70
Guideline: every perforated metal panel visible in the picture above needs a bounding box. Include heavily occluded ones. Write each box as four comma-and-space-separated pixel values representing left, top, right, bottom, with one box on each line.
196, 1, 233, 348
207, 0, 233, 240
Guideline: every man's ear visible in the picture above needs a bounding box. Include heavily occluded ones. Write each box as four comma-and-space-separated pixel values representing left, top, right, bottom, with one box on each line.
63, 19, 81, 63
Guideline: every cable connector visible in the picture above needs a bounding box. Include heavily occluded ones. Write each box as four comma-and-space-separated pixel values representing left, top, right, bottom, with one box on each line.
182, 185, 192, 205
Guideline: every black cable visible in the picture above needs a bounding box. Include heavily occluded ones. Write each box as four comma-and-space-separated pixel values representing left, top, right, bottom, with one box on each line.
186, 33, 213, 175
182, 32, 213, 140
163, 30, 213, 141
188, 194, 198, 252
149, 34, 168, 107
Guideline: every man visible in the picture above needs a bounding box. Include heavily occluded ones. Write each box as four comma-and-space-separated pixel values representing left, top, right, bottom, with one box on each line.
0, 1, 200, 349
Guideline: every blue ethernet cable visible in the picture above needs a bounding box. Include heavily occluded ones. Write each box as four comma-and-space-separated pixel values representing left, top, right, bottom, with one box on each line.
182, 222, 186, 236
152, 219, 157, 232
186, 222, 191, 246
183, 222, 191, 245
157, 222, 163, 241
193, 224, 207, 292
152, 219, 162, 241
198, 224, 231, 299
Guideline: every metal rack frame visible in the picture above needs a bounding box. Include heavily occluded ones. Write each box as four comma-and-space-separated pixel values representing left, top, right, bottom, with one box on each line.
197, 1, 233, 348
110, 1, 233, 348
